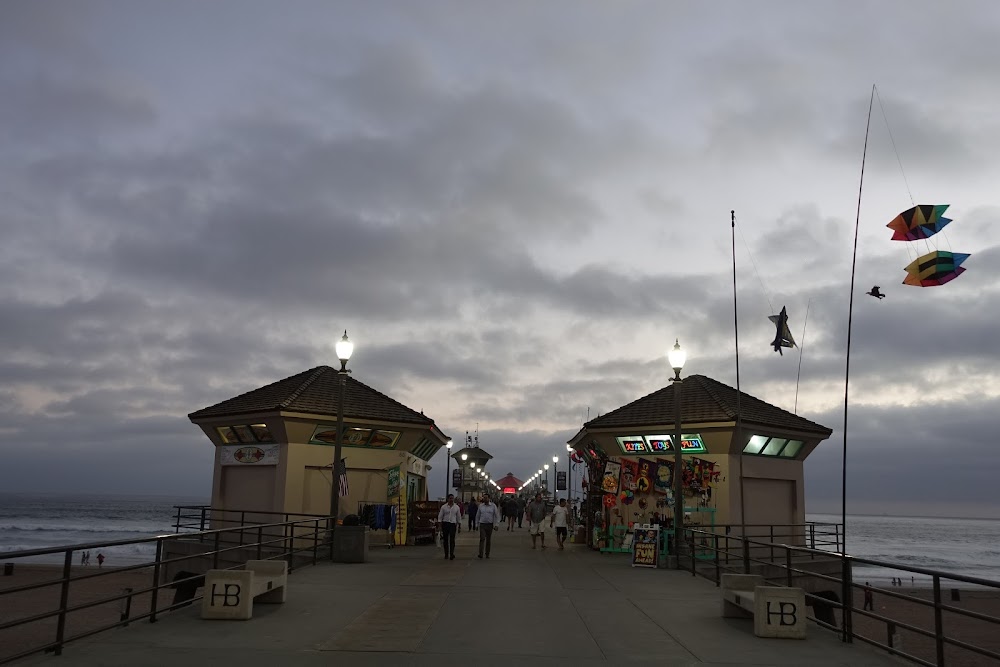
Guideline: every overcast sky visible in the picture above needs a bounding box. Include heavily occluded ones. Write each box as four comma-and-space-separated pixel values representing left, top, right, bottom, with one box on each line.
3, 1, 998, 518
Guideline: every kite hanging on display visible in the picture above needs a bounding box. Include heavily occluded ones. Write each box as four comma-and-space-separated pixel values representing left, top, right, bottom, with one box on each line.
887, 204, 952, 241
886, 203, 971, 287
902, 251, 970, 287
768, 306, 796, 355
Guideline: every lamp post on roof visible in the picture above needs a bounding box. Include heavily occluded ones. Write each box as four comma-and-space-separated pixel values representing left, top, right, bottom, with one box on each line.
668, 338, 687, 568
330, 330, 354, 560
445, 439, 453, 497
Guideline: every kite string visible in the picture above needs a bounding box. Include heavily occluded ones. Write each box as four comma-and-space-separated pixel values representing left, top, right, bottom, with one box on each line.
874, 85, 914, 207
734, 219, 775, 314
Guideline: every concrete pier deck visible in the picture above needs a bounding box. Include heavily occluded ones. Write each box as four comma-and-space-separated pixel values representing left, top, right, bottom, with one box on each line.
21, 525, 900, 666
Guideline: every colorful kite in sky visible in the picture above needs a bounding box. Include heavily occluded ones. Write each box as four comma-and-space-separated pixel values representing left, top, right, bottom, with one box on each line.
768, 306, 796, 355
887, 204, 952, 241
902, 251, 969, 287
888, 203, 971, 287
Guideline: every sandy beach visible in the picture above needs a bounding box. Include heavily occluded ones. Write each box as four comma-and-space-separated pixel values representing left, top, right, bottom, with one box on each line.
850, 585, 1000, 667
0, 564, 176, 663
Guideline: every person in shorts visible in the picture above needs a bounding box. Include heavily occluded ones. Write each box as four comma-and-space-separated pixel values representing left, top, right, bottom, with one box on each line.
527, 492, 547, 549
550, 497, 569, 550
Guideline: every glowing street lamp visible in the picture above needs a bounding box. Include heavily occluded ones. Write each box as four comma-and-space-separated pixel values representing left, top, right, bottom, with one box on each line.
330, 330, 354, 559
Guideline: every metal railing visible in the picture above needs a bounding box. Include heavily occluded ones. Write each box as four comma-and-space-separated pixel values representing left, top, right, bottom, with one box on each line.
0, 515, 334, 665
682, 525, 1000, 667
172, 505, 330, 534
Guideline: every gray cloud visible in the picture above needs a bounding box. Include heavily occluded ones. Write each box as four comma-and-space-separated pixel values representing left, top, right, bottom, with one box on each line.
1, 2, 998, 521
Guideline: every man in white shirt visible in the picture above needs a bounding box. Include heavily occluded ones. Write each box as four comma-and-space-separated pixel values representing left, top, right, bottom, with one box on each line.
550, 497, 570, 550
437, 494, 462, 560
475, 494, 500, 559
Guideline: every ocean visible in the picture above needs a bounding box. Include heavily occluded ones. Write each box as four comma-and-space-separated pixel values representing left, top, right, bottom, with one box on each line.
0, 492, 208, 566
808, 513, 1000, 587
0, 494, 997, 585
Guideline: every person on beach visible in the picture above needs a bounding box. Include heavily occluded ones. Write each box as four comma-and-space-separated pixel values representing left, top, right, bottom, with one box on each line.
528, 493, 547, 550
96, 553, 105, 568
476, 494, 499, 559
437, 494, 462, 561
80, 552, 86, 566
863, 582, 874, 610
550, 497, 569, 550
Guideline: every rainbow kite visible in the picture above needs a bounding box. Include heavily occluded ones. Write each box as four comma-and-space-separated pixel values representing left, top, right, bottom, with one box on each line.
902, 251, 969, 287
887, 204, 952, 241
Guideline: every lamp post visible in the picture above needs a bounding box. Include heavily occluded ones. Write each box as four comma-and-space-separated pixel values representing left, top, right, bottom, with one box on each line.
566, 444, 573, 508
445, 439, 453, 497
461, 453, 468, 502
552, 455, 559, 500
330, 330, 354, 556
668, 338, 687, 568
544, 463, 550, 498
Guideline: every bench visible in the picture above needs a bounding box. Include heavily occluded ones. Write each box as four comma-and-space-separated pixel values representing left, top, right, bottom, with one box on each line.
201, 560, 287, 620
721, 573, 806, 639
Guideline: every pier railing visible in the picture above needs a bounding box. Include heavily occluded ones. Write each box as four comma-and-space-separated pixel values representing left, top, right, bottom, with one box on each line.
683, 525, 1000, 667
0, 515, 333, 665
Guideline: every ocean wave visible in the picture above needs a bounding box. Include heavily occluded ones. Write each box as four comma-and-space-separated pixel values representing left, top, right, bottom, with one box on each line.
0, 523, 174, 535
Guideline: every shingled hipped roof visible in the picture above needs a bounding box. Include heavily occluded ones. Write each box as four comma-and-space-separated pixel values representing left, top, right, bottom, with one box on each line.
188, 366, 434, 426
584, 374, 831, 436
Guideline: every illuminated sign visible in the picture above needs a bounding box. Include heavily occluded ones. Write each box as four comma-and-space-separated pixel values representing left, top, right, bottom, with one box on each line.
616, 434, 707, 454
616, 436, 647, 453
503, 487, 517, 494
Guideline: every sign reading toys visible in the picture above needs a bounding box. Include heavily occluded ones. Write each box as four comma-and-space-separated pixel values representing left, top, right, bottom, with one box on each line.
631, 524, 660, 568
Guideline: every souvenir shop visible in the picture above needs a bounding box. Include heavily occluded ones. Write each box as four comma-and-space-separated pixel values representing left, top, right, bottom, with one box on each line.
567, 374, 833, 564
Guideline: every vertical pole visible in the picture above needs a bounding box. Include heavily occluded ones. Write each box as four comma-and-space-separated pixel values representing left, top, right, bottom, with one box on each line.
53, 549, 73, 655
933, 575, 945, 665
554, 460, 557, 500
330, 371, 347, 550
841, 87, 876, 644
672, 376, 684, 568
446, 453, 451, 498
150, 539, 163, 623
733, 210, 746, 544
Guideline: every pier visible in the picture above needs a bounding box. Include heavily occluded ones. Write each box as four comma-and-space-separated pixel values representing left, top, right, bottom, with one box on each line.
18, 527, 898, 666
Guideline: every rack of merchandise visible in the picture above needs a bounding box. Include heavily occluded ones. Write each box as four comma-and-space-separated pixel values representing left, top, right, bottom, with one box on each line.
409, 500, 441, 545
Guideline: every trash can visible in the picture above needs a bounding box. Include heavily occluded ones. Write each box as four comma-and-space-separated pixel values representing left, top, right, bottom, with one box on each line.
332, 526, 369, 563
3, 563, 13, 576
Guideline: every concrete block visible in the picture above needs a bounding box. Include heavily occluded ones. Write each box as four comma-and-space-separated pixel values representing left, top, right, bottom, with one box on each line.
202, 570, 255, 620
752, 586, 806, 639
333, 526, 369, 563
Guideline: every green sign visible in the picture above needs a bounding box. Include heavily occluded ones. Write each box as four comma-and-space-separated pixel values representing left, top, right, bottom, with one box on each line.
387, 465, 401, 497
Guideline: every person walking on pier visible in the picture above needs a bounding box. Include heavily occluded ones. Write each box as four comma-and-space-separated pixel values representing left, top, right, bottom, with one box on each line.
516, 496, 525, 528
550, 498, 569, 550
528, 493, 547, 550
467, 498, 479, 531
504, 497, 517, 531
437, 494, 462, 560
476, 494, 499, 559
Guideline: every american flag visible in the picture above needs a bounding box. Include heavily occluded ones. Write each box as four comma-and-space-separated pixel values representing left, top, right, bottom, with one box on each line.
337, 459, 349, 497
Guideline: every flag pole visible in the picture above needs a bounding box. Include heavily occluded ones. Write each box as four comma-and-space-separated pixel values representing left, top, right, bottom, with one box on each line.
732, 210, 746, 544
841, 84, 875, 643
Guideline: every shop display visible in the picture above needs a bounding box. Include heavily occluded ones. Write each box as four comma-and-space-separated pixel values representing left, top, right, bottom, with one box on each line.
601, 461, 621, 494
409, 500, 441, 545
